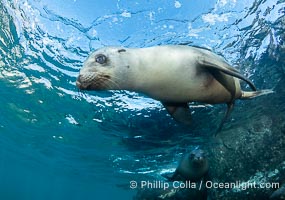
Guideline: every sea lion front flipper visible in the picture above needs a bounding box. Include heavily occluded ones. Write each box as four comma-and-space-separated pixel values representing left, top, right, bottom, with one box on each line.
198, 57, 257, 91
215, 102, 235, 136
162, 102, 192, 126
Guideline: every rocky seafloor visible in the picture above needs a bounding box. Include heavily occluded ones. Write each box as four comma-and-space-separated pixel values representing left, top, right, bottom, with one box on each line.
133, 78, 285, 200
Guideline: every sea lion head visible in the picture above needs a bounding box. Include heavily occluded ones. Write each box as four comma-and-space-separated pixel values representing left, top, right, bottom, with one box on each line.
188, 149, 208, 169
174, 148, 209, 181
76, 47, 129, 90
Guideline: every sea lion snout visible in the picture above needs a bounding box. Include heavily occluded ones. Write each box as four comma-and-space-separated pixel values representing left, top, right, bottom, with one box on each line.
76, 75, 82, 89
76, 71, 113, 90
192, 156, 206, 168
76, 74, 86, 89
76, 72, 99, 90
76, 73, 95, 90
193, 156, 204, 162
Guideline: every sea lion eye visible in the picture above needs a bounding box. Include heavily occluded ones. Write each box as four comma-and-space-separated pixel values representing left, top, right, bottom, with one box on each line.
95, 54, 107, 64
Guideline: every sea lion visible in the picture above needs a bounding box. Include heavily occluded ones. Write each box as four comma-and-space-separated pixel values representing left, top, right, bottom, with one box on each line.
76, 45, 273, 132
163, 148, 209, 182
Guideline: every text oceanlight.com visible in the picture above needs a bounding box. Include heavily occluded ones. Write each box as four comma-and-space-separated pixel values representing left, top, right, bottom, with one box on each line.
129, 180, 280, 191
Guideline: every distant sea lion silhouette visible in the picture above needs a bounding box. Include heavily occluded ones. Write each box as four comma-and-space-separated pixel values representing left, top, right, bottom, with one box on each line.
163, 148, 209, 182
76, 45, 273, 133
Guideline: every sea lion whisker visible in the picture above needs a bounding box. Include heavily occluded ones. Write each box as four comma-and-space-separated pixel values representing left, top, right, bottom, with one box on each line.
98, 74, 120, 86
108, 75, 121, 81
100, 80, 118, 90
102, 82, 114, 89
101, 75, 121, 81
101, 77, 121, 89
104, 75, 122, 84
107, 76, 121, 89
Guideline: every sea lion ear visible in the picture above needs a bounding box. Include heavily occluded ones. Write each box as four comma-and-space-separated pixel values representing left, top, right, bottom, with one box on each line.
118, 49, 126, 53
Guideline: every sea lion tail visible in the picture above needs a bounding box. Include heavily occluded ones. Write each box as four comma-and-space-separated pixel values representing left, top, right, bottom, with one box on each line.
241, 89, 274, 99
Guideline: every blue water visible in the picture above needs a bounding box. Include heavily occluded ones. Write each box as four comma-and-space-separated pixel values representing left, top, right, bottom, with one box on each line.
0, 0, 284, 199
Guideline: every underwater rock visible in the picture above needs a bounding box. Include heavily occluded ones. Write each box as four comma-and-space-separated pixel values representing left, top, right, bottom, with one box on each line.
133, 79, 285, 200
281, 123, 285, 135
133, 183, 208, 200
270, 183, 285, 199
207, 79, 285, 200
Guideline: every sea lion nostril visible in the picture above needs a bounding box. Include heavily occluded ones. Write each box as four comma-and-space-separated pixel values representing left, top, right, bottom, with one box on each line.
76, 75, 83, 88
76, 80, 81, 88
77, 74, 83, 80
77, 74, 86, 83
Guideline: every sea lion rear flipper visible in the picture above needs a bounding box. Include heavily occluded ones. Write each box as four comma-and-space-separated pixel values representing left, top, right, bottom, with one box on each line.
241, 90, 274, 99
198, 57, 257, 91
215, 102, 235, 135
162, 102, 192, 126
